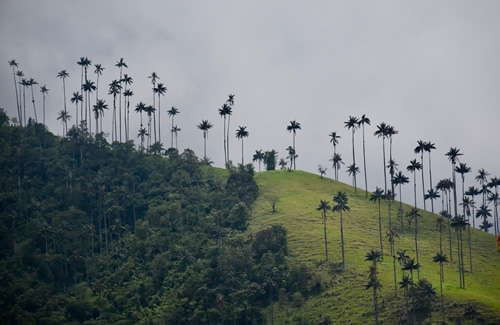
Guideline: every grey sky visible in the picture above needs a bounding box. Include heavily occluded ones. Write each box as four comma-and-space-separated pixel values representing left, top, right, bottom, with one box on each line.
1, 0, 499, 214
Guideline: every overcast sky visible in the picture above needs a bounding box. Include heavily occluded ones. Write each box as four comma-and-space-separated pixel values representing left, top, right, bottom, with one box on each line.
1, 0, 499, 217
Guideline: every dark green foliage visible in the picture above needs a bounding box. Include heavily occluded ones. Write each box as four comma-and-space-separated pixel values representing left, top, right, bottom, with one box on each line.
0, 110, 314, 324
263, 150, 278, 171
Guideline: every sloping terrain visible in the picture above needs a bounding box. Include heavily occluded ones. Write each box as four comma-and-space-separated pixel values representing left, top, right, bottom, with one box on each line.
248, 170, 500, 324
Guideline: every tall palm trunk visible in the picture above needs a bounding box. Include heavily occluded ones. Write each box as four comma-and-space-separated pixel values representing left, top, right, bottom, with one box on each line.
323, 214, 328, 262
362, 124, 368, 197
158, 94, 161, 144
399, 184, 404, 232
373, 285, 379, 325
420, 153, 426, 210
227, 114, 231, 166
11, 67, 21, 126
341, 211, 345, 268
378, 200, 383, 258
382, 138, 387, 192
30, 84, 38, 123
223, 116, 227, 166
440, 261, 445, 322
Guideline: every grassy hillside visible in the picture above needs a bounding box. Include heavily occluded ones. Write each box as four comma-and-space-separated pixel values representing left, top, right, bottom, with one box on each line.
248, 170, 500, 324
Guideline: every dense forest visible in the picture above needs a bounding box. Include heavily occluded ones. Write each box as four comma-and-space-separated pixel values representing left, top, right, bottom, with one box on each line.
0, 110, 322, 324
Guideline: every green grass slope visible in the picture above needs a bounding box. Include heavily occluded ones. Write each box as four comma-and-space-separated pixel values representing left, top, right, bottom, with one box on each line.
248, 170, 500, 324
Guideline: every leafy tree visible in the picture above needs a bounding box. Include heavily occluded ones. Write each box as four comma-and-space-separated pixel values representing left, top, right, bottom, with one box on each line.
476, 168, 490, 206
424, 188, 440, 214
318, 165, 327, 179
167, 106, 180, 149
263, 150, 277, 171
8, 59, 21, 125
39, 84, 49, 125
445, 147, 463, 219
407, 159, 422, 208
344, 116, 359, 185
316, 200, 331, 261
57, 70, 70, 128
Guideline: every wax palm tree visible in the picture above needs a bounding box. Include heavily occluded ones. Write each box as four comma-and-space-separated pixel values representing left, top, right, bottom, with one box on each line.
93, 99, 108, 134
436, 215, 446, 256
20, 78, 30, 125
365, 249, 382, 325
15, 71, 25, 126
387, 159, 399, 200
197, 120, 213, 160
439, 209, 454, 262
386, 124, 398, 164
396, 249, 410, 274
317, 200, 331, 262
406, 208, 422, 280
57, 70, 69, 128
479, 218, 493, 232
143, 105, 155, 148
451, 215, 469, 288
70, 91, 83, 127
9, 59, 21, 126
374, 122, 389, 192
135, 101, 146, 129
329, 131, 341, 155
235, 126, 249, 165
462, 196, 475, 272
167, 106, 180, 149
424, 188, 440, 213
370, 187, 385, 257
115, 58, 128, 141
399, 275, 414, 323
287, 120, 301, 170
154, 82, 167, 144
252, 150, 264, 172
446, 147, 463, 218
40, 85, 49, 125
346, 164, 360, 192
330, 153, 344, 181
172, 125, 181, 149
488, 193, 499, 237
488, 177, 500, 234
82, 79, 96, 133
93, 63, 105, 101
121, 74, 133, 141
415, 140, 427, 210
123, 89, 134, 140
218, 103, 230, 166
77, 57, 91, 121
333, 191, 350, 268
393, 171, 409, 232
465, 186, 481, 228
358, 114, 371, 197
476, 169, 489, 206
57, 110, 71, 137
108, 80, 121, 142
137, 127, 148, 152
148, 72, 159, 141
424, 141, 437, 191
329, 132, 341, 178
456, 163, 472, 211
402, 257, 420, 282
344, 116, 359, 180
226, 94, 235, 165
433, 252, 448, 323
386, 228, 399, 296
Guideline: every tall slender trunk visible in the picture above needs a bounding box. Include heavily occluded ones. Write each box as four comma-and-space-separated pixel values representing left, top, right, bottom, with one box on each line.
415, 217, 420, 280
421, 153, 426, 210
203, 132, 207, 158
341, 211, 345, 268
362, 124, 368, 197
382, 138, 387, 193
18, 78, 23, 127
158, 94, 161, 144
393, 255, 397, 296
227, 115, 231, 166
447, 189, 453, 262
378, 201, 383, 258
223, 117, 227, 166
428, 152, 433, 191
399, 184, 404, 232
241, 138, 244, 165
440, 262, 445, 322
29, 85, 37, 123
351, 130, 355, 183
12, 67, 21, 126
323, 216, 328, 262
373, 284, 379, 325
